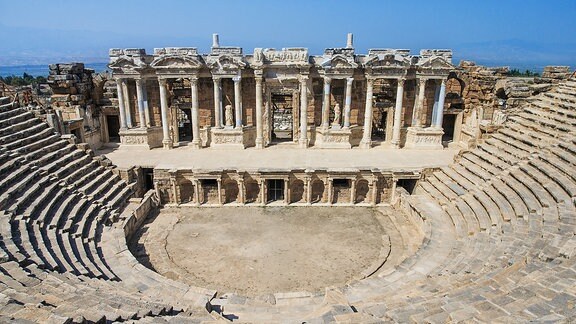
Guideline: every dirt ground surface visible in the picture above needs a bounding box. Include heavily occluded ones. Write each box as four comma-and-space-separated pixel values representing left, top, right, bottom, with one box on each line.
130, 206, 390, 297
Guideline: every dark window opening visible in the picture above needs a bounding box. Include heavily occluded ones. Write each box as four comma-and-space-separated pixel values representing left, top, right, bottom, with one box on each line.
202, 179, 217, 187
143, 168, 154, 191
267, 179, 284, 202
442, 114, 456, 143
106, 115, 120, 142
333, 179, 350, 187
397, 179, 417, 195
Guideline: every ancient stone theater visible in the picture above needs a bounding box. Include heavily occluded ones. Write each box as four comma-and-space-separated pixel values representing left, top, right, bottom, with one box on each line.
0, 33, 575, 322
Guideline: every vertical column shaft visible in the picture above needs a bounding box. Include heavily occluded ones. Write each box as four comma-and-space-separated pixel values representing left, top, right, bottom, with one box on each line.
434, 79, 447, 128
190, 77, 201, 149
142, 79, 151, 126
305, 177, 312, 205
233, 76, 242, 128
391, 78, 405, 148
213, 77, 222, 128
327, 179, 333, 205
123, 81, 133, 128
135, 78, 147, 128
350, 179, 356, 204
158, 78, 172, 149
343, 77, 353, 128
321, 77, 332, 129
238, 179, 245, 204
360, 78, 374, 148
412, 78, 427, 127
299, 76, 308, 148
255, 75, 264, 148
194, 180, 200, 206
284, 179, 289, 204
116, 78, 127, 129
217, 179, 222, 205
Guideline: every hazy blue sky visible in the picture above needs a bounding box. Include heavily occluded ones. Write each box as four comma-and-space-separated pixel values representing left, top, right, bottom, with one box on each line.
1, 0, 575, 69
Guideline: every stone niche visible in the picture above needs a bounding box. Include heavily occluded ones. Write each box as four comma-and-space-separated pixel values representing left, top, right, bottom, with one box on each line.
210, 126, 256, 149
403, 127, 443, 150
120, 126, 163, 149
314, 127, 352, 149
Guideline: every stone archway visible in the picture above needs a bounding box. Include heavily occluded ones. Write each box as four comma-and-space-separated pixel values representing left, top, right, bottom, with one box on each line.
355, 179, 370, 203
290, 179, 305, 203
244, 179, 260, 203
224, 180, 239, 204
311, 179, 325, 203
180, 179, 194, 204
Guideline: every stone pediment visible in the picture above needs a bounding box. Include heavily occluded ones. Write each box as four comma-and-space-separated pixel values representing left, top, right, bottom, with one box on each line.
364, 53, 410, 69
321, 54, 358, 73
417, 56, 454, 70
206, 54, 246, 75
108, 56, 147, 74
150, 55, 202, 69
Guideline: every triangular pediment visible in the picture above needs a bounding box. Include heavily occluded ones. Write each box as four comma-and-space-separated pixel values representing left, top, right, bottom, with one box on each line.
418, 56, 454, 69
365, 54, 410, 68
207, 54, 246, 72
321, 54, 358, 69
150, 55, 202, 69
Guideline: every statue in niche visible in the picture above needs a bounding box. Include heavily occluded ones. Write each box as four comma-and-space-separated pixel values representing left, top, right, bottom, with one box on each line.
331, 103, 342, 128
225, 104, 234, 127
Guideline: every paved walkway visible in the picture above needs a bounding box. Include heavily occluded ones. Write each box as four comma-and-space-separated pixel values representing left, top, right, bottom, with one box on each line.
96, 144, 460, 171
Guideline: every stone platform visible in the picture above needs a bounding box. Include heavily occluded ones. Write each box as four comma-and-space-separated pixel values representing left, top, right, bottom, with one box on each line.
96, 144, 459, 171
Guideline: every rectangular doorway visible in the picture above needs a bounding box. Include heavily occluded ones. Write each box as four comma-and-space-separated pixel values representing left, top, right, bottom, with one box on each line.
267, 179, 285, 202
271, 94, 293, 143
442, 114, 456, 143
142, 168, 154, 191
106, 115, 120, 142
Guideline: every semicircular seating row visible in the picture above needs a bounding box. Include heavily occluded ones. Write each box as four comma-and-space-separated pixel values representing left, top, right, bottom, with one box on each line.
0, 97, 217, 322
0, 77, 575, 322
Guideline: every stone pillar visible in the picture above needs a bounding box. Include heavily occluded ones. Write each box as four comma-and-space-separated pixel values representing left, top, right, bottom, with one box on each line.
370, 177, 378, 206
431, 81, 441, 128
170, 175, 177, 204
391, 78, 405, 148
190, 76, 201, 149
213, 77, 222, 128
158, 78, 172, 149
142, 79, 151, 127
434, 79, 447, 128
233, 76, 242, 128
260, 180, 266, 206
390, 179, 398, 205
412, 78, 427, 127
350, 179, 356, 204
299, 75, 309, 148
217, 179, 222, 205
135, 78, 147, 129
305, 176, 312, 205
123, 80, 133, 128
343, 77, 353, 128
255, 73, 264, 149
284, 179, 289, 204
327, 178, 333, 205
238, 178, 245, 204
321, 77, 332, 129
193, 179, 200, 206
360, 78, 374, 148
116, 78, 128, 130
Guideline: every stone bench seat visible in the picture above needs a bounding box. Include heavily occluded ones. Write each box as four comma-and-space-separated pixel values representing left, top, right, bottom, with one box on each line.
509, 169, 555, 209
442, 166, 478, 192
0, 169, 40, 211
96, 180, 126, 206
4, 127, 54, 151
491, 130, 537, 153
498, 126, 546, 150
452, 163, 487, 187
33, 144, 76, 167
507, 115, 559, 139
53, 154, 92, 180
74, 165, 106, 190
483, 137, 530, 161
469, 148, 510, 172
0, 122, 48, 145
427, 174, 460, 201
30, 223, 60, 271
69, 232, 104, 279
87, 172, 117, 200
24, 139, 68, 162
57, 229, 90, 276
13, 134, 60, 156
79, 168, 113, 196
22, 181, 62, 219
0, 107, 27, 120
455, 198, 488, 232
459, 154, 495, 180
540, 94, 576, 115
7, 176, 51, 215
478, 141, 518, 166
501, 175, 541, 214
521, 164, 573, 205
39, 148, 85, 176
105, 185, 132, 211
516, 111, 575, 133
528, 102, 576, 126
0, 111, 35, 129
461, 194, 493, 233
86, 224, 118, 280
435, 171, 467, 197
48, 193, 80, 231
544, 91, 576, 105
529, 158, 576, 198
61, 160, 99, 185
489, 178, 529, 218
0, 117, 42, 138
62, 198, 89, 233
506, 122, 559, 147
540, 153, 576, 185
0, 156, 23, 178
482, 185, 515, 223
14, 220, 45, 267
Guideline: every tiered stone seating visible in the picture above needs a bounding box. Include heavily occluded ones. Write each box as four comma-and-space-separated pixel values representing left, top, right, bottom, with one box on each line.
0, 98, 217, 321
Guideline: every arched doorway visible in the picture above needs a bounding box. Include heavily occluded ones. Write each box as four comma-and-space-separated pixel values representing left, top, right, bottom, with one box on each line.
224, 180, 239, 204
355, 179, 369, 204
180, 179, 194, 204
290, 179, 305, 203
311, 179, 324, 203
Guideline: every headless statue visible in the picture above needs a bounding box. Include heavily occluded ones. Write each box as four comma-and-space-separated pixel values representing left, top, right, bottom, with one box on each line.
332, 103, 341, 127
225, 104, 234, 127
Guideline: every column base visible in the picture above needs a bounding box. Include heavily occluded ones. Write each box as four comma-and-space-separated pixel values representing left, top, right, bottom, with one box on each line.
298, 137, 308, 148
359, 138, 372, 149
255, 138, 264, 149
403, 127, 444, 150
190, 139, 201, 149
162, 139, 173, 149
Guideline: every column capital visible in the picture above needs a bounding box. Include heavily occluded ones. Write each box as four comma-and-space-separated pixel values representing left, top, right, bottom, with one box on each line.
346, 77, 354, 85
323, 76, 332, 84
189, 76, 198, 86
232, 75, 242, 83
255, 76, 263, 83
397, 77, 406, 86
254, 69, 264, 78
158, 78, 168, 86
366, 77, 376, 85
299, 74, 309, 83
440, 78, 447, 86
212, 75, 222, 82
418, 77, 428, 86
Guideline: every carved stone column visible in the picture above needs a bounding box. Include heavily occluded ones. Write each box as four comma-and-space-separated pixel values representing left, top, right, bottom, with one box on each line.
213, 77, 222, 128
305, 176, 312, 205
158, 78, 172, 149
122, 80, 133, 128
370, 177, 378, 206
360, 77, 374, 148
190, 76, 201, 149
343, 77, 354, 128
193, 179, 200, 206
135, 78, 147, 129
217, 178, 222, 205
255, 72, 264, 149
350, 178, 356, 204
299, 75, 309, 148
116, 78, 128, 130
142, 79, 151, 127
391, 78, 405, 148
321, 76, 332, 130
412, 78, 427, 127
233, 75, 242, 128
284, 179, 290, 205
237, 178, 245, 204
434, 79, 447, 128
259, 179, 266, 206
327, 178, 333, 205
